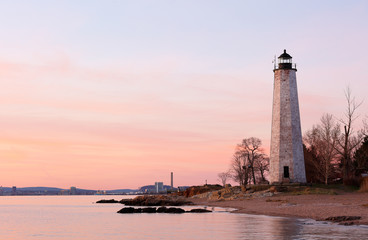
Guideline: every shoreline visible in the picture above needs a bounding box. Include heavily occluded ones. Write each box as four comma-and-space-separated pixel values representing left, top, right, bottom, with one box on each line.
190, 192, 368, 226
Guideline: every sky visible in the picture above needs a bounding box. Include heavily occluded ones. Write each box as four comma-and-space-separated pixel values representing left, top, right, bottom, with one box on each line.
0, 0, 367, 190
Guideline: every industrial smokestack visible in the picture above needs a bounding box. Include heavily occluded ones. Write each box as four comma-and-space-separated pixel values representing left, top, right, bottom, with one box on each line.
171, 172, 173, 190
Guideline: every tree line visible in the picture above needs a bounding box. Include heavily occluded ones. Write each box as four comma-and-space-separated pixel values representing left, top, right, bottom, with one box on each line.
304, 87, 367, 185
219, 87, 368, 186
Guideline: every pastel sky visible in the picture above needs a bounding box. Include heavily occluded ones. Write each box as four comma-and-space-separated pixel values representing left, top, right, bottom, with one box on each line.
0, 1, 367, 189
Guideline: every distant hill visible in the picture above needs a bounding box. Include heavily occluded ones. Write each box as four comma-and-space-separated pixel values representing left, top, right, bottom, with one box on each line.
0, 185, 187, 195
105, 189, 137, 194
19, 187, 64, 192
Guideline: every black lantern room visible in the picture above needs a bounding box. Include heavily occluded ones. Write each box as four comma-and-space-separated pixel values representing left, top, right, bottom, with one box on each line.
276, 49, 296, 71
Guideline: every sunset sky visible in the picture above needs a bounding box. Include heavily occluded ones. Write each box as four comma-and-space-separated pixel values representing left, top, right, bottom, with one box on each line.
1, 1, 367, 189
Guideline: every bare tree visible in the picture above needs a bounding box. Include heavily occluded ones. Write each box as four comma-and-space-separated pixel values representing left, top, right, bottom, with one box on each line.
304, 113, 340, 184
217, 171, 231, 187
230, 152, 249, 186
336, 87, 364, 182
236, 137, 265, 185
363, 117, 368, 138
254, 155, 269, 183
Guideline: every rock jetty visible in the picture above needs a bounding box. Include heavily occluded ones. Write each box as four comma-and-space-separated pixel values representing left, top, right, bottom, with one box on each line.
119, 195, 192, 206
96, 199, 119, 203
117, 207, 211, 214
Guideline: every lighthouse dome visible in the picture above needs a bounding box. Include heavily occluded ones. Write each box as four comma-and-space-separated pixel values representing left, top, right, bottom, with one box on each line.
278, 49, 292, 59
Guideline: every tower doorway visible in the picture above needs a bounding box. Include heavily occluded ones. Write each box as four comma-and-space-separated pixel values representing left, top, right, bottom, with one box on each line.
283, 166, 290, 178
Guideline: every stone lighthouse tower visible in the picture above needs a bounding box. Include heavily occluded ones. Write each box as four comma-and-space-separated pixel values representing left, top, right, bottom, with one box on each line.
269, 50, 306, 184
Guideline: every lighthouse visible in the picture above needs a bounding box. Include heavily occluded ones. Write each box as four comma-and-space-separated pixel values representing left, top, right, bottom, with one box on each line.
269, 50, 306, 184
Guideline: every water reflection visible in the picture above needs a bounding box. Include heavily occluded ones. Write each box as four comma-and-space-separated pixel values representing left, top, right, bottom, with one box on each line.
230, 214, 303, 240
269, 217, 302, 239
230, 213, 368, 240
0, 196, 367, 240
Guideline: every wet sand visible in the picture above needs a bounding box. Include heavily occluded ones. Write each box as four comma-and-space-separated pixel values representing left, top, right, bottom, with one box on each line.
192, 192, 368, 225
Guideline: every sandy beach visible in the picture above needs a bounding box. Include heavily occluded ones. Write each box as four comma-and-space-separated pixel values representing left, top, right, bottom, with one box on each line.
191, 192, 368, 225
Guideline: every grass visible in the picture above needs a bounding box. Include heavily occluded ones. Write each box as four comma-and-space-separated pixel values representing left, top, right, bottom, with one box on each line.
311, 183, 359, 192
289, 187, 337, 195
250, 185, 271, 192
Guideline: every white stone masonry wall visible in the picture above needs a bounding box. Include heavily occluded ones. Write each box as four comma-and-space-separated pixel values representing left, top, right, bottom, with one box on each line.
269, 69, 306, 183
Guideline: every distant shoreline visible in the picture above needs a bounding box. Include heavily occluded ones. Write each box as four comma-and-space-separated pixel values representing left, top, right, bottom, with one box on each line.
190, 192, 368, 226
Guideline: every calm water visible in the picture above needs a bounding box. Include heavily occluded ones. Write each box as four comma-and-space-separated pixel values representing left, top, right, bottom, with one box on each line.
0, 195, 367, 240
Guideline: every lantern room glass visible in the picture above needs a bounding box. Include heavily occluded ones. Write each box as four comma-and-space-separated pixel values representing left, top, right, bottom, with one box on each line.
279, 58, 292, 64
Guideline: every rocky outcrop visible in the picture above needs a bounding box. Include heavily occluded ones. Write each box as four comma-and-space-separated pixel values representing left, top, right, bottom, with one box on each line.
96, 199, 119, 203
117, 207, 211, 214
156, 207, 186, 214
117, 207, 138, 213
192, 186, 274, 201
172, 185, 223, 198
119, 195, 192, 206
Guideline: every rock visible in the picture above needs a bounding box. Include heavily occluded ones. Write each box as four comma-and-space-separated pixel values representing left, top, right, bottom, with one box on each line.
339, 222, 355, 226
156, 207, 167, 213
246, 189, 255, 194
209, 191, 220, 200
120, 195, 192, 206
172, 184, 223, 197
268, 186, 277, 193
165, 207, 185, 214
117, 207, 209, 214
325, 216, 361, 222
187, 209, 212, 213
156, 207, 185, 213
96, 199, 119, 203
117, 207, 136, 213
141, 207, 157, 213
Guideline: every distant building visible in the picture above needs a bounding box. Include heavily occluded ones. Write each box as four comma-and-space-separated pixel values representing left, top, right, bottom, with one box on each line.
59, 190, 68, 195
155, 182, 164, 193
70, 186, 77, 195
96, 190, 106, 195
12, 186, 17, 195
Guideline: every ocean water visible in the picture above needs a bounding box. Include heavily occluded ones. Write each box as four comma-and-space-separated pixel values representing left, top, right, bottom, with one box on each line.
0, 195, 367, 240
